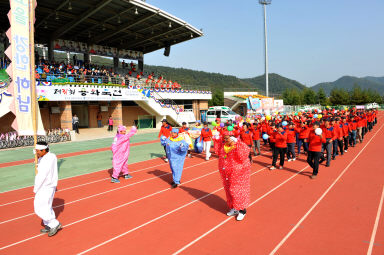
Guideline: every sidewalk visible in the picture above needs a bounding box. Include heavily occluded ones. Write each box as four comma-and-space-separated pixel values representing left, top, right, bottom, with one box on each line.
73, 127, 158, 142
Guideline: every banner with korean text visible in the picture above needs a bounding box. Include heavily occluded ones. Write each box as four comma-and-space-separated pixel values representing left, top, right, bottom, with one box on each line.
6, 0, 45, 135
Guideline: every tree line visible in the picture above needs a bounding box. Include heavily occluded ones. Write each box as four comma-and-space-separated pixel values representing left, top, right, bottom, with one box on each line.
282, 84, 383, 106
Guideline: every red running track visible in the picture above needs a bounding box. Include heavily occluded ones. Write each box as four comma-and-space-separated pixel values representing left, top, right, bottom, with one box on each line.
0, 115, 383, 254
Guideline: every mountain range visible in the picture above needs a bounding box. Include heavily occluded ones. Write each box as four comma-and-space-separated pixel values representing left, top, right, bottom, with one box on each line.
144, 64, 384, 95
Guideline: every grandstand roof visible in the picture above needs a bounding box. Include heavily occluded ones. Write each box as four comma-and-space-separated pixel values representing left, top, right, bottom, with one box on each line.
0, 0, 203, 54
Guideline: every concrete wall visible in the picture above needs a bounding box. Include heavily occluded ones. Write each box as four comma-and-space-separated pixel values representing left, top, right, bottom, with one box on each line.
60, 101, 73, 130
110, 101, 123, 127
122, 106, 150, 127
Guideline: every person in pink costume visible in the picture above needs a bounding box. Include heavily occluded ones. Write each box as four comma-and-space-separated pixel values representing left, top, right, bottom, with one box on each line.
111, 125, 137, 183
213, 131, 251, 221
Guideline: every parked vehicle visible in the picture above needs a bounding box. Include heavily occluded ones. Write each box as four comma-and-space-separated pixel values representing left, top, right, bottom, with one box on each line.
206, 106, 239, 123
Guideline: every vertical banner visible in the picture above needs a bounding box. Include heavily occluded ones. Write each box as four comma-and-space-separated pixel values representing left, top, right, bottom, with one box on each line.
6, 0, 45, 135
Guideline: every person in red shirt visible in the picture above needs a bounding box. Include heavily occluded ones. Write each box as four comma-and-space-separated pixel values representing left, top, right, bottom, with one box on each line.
240, 123, 253, 162
201, 122, 213, 160
267, 122, 277, 157
250, 121, 261, 156
306, 122, 326, 179
297, 121, 310, 157
320, 119, 336, 167
158, 119, 172, 162
180, 122, 192, 158
356, 114, 364, 143
341, 117, 350, 152
270, 124, 287, 170
286, 122, 297, 161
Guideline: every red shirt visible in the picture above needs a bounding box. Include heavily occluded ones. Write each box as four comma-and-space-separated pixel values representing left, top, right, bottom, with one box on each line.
321, 125, 337, 140
251, 124, 261, 141
158, 124, 172, 138
298, 126, 310, 139
179, 127, 189, 133
240, 129, 253, 146
308, 130, 326, 152
286, 129, 296, 143
341, 122, 350, 136
275, 131, 288, 148
200, 128, 212, 141
268, 129, 277, 143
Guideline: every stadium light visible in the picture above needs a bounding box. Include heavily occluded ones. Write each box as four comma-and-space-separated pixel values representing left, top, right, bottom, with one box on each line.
190, 33, 193, 38
55, 11, 59, 20
135, 8, 139, 15
68, 1, 72, 10
44, 22, 48, 29
169, 22, 172, 28
117, 15, 121, 24
259, 0, 271, 97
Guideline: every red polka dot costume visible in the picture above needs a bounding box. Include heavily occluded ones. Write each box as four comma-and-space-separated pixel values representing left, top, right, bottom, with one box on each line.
213, 135, 251, 211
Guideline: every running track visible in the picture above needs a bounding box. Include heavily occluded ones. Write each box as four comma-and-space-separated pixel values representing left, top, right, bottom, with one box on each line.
0, 116, 383, 254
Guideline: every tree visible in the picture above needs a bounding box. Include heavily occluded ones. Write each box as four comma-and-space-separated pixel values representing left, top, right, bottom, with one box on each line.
209, 90, 224, 106
316, 88, 327, 106
303, 88, 317, 105
349, 84, 364, 105
330, 88, 350, 105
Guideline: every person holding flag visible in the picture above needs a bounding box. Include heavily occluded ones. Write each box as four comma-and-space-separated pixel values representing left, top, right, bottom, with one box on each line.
33, 142, 62, 237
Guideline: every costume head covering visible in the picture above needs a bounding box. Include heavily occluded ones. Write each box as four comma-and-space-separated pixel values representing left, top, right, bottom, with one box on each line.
229, 136, 238, 143
118, 125, 127, 133
171, 128, 179, 133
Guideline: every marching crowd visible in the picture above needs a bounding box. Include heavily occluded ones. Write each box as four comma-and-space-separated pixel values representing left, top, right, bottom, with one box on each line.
31, 107, 378, 237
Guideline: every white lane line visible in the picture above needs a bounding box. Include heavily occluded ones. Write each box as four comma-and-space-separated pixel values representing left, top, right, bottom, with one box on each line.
77, 166, 269, 255
367, 186, 384, 255
270, 121, 384, 255
0, 160, 216, 225
172, 165, 309, 255
0, 164, 266, 251
0, 161, 170, 207
0, 154, 166, 195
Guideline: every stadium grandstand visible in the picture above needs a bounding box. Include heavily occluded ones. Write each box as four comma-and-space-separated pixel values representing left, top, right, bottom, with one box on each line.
0, 0, 211, 133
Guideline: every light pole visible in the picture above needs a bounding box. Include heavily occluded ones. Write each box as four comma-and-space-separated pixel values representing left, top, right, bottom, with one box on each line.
259, 0, 271, 97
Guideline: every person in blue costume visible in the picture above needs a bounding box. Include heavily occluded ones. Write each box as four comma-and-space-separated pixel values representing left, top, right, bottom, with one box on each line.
161, 128, 189, 188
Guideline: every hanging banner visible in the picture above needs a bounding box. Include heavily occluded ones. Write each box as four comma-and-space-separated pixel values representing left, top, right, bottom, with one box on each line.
6, 0, 45, 135
261, 97, 274, 111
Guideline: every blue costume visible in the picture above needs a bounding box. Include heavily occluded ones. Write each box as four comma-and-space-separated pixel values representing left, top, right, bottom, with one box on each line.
161, 130, 189, 185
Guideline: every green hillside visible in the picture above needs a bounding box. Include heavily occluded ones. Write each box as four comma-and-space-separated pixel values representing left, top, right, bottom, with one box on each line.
312, 76, 384, 95
144, 64, 306, 94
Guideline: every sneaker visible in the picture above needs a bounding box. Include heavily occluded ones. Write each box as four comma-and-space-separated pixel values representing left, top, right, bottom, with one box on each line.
111, 177, 120, 183
226, 209, 239, 216
171, 182, 178, 188
310, 175, 317, 179
40, 226, 50, 234
205, 158, 209, 161
164, 158, 168, 162
325, 164, 330, 167
48, 223, 62, 237
236, 212, 246, 221
344, 150, 348, 153
188, 154, 192, 158
124, 174, 133, 179
270, 166, 276, 170
287, 159, 292, 162
292, 158, 296, 161
279, 166, 283, 170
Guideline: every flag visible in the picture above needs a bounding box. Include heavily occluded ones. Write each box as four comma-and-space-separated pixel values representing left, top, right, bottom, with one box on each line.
6, 0, 45, 135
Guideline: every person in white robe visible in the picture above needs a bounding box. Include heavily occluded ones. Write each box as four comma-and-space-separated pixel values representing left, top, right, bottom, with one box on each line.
33, 142, 62, 237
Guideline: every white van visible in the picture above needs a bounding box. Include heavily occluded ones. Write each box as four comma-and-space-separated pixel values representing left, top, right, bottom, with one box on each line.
206, 106, 239, 123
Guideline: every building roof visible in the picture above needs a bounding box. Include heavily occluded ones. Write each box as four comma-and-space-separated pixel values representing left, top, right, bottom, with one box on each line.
0, 0, 203, 54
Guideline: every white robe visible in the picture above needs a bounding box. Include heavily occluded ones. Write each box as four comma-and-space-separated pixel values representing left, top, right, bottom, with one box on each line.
33, 152, 59, 228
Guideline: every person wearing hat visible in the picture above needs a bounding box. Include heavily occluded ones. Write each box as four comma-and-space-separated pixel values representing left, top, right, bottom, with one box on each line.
158, 119, 172, 162
161, 129, 189, 188
111, 125, 137, 183
213, 131, 251, 221
306, 122, 326, 179
33, 141, 62, 237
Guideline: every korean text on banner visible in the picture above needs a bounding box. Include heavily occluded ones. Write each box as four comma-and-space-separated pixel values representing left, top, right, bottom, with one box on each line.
8, 0, 45, 135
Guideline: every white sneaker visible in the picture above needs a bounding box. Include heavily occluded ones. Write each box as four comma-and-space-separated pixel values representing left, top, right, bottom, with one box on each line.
226, 209, 239, 216
287, 159, 292, 162
279, 166, 283, 169
270, 166, 276, 170
344, 150, 348, 153
164, 158, 168, 162
236, 212, 246, 221
188, 154, 192, 158
292, 158, 296, 161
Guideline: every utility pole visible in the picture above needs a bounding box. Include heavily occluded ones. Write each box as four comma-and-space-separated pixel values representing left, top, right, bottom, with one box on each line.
259, 0, 271, 97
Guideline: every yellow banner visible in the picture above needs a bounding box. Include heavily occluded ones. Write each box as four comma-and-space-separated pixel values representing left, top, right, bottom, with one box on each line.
8, 0, 45, 135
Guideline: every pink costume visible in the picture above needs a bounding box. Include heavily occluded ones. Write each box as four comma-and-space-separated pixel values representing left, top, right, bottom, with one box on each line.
213, 135, 251, 211
111, 126, 137, 179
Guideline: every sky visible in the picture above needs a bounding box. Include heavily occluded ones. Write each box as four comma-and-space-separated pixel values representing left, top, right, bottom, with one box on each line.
143, 0, 384, 86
